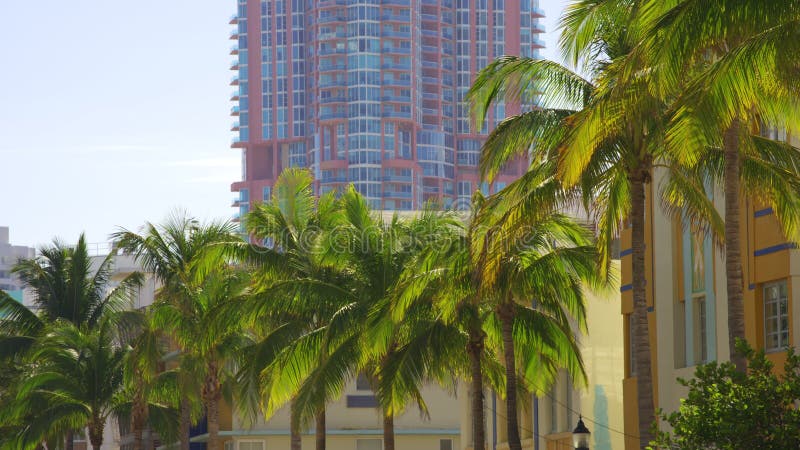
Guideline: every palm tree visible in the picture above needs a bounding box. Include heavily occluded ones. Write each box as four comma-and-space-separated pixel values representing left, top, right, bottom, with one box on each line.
639, 0, 800, 372
0, 234, 143, 449
150, 267, 250, 450
234, 168, 349, 450
113, 213, 239, 450
0, 234, 143, 358
118, 312, 181, 450
333, 194, 461, 450
392, 194, 504, 450
6, 319, 127, 450
464, 3, 701, 447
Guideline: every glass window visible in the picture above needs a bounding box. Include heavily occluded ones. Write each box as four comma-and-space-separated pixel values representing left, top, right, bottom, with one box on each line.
239, 442, 264, 450
356, 372, 371, 391
764, 280, 789, 352
693, 295, 707, 365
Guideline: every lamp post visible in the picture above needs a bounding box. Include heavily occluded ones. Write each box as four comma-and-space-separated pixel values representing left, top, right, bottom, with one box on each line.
572, 416, 590, 450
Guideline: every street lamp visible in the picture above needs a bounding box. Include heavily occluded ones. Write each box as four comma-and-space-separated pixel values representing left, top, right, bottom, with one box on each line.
572, 415, 590, 450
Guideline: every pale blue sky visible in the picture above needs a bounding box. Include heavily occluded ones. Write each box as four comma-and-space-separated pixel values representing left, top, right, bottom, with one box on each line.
0, 0, 569, 248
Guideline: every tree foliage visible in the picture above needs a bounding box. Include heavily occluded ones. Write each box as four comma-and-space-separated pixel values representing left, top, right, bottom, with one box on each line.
652, 340, 800, 450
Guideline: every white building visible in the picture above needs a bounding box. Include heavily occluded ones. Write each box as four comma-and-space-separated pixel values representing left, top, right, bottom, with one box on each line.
0, 226, 35, 302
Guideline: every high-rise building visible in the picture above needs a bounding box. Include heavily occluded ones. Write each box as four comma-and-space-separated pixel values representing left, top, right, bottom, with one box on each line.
0, 226, 35, 303
229, 0, 545, 217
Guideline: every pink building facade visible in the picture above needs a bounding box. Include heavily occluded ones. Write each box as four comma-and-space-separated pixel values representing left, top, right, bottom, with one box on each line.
229, 0, 545, 216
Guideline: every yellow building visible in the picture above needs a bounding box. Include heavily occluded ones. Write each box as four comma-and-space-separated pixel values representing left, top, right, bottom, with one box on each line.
620, 149, 800, 448
484, 283, 625, 450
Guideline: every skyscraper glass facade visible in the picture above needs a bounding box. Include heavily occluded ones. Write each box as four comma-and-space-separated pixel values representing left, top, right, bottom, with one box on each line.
230, 0, 544, 212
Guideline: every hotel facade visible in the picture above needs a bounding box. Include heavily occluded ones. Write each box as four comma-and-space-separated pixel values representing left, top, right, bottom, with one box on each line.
228, 0, 544, 216
619, 131, 800, 449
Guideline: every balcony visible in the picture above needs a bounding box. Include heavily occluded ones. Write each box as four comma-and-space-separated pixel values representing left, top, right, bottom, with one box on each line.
532, 6, 545, 17
532, 37, 545, 48
380, 95, 411, 103
381, 0, 411, 5
319, 96, 347, 104
422, 108, 437, 116
231, 105, 241, 116
319, 63, 347, 71
382, 111, 412, 118
229, 14, 238, 25
382, 175, 412, 182
421, 45, 437, 53
230, 60, 239, 70
381, 13, 410, 21
421, 13, 438, 21
318, 15, 347, 23
421, 60, 438, 69
381, 30, 411, 38
382, 78, 411, 87
421, 76, 438, 84
231, 121, 240, 131
231, 90, 240, 101
383, 191, 413, 199
318, 0, 347, 5
230, 45, 239, 55
532, 23, 546, 33
382, 47, 411, 55
318, 79, 347, 88
229, 29, 238, 40
230, 75, 239, 86
318, 31, 347, 40
321, 176, 349, 183
319, 111, 348, 120
381, 62, 411, 71
318, 47, 347, 56
422, 186, 439, 193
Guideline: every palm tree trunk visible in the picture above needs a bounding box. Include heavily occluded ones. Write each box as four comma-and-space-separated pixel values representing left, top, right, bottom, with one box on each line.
724, 119, 747, 372
133, 420, 144, 450
631, 173, 655, 449
180, 397, 191, 450
206, 392, 221, 450
467, 328, 486, 450
290, 400, 302, 450
382, 411, 395, 450
65, 430, 74, 450
315, 406, 326, 450
498, 303, 522, 450
132, 394, 146, 450
89, 420, 104, 450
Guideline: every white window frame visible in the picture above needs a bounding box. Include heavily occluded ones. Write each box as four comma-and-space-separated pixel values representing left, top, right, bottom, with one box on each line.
238, 439, 265, 450
764, 280, 789, 353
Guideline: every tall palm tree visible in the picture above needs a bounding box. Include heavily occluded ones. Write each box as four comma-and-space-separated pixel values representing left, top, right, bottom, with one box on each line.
332, 194, 461, 450
640, 0, 800, 372
150, 267, 250, 450
0, 234, 143, 358
465, 2, 708, 447
476, 193, 601, 450
0, 234, 143, 449
392, 194, 504, 450
118, 312, 181, 450
5, 319, 127, 450
234, 168, 349, 450
113, 213, 239, 450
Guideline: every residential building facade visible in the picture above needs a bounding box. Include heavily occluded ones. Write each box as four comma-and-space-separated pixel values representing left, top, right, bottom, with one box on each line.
0, 226, 35, 303
619, 131, 800, 449
228, 0, 545, 218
